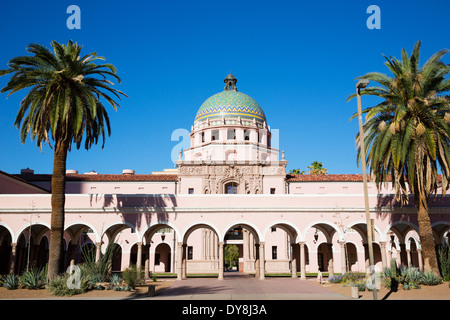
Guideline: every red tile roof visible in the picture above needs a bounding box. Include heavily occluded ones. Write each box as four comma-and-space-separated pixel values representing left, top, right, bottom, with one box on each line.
286, 174, 372, 182
14, 173, 179, 182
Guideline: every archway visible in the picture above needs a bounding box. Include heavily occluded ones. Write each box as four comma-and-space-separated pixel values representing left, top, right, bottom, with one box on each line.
222, 222, 262, 278
0, 226, 12, 274
15, 223, 50, 273
181, 223, 221, 278
304, 222, 340, 275
143, 223, 178, 277
263, 222, 299, 276
154, 242, 172, 273
346, 242, 358, 272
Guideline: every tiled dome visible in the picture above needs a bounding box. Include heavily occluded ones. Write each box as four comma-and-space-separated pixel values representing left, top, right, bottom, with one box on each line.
194, 75, 266, 123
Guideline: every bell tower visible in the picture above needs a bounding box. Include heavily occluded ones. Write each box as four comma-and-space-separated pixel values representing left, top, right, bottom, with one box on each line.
224, 73, 237, 91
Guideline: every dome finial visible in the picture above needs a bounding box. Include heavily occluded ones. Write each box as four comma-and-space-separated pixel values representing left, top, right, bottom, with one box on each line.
224, 73, 237, 91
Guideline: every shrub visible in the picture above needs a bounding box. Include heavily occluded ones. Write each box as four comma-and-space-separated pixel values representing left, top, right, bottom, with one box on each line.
46, 274, 88, 296
437, 246, 450, 279
20, 267, 46, 289
341, 272, 365, 285
122, 265, 144, 289
109, 273, 122, 287
420, 271, 442, 286
328, 274, 344, 283
3, 274, 18, 290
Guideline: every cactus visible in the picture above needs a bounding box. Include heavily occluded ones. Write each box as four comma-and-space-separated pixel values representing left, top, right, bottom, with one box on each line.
390, 259, 397, 278
390, 259, 398, 291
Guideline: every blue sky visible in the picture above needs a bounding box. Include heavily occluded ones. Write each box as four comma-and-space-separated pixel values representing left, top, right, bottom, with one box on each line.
0, 0, 449, 175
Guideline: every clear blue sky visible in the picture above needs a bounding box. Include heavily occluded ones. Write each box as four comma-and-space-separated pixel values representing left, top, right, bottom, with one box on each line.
0, 0, 449, 175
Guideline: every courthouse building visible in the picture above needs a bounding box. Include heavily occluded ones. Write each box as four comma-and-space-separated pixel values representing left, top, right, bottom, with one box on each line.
0, 74, 449, 279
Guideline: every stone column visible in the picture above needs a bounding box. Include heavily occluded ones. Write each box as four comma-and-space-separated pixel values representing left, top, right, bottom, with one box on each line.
95, 242, 102, 263
259, 242, 265, 280
144, 245, 150, 279
136, 242, 142, 271
70, 244, 77, 267
182, 244, 187, 279
380, 242, 387, 270
9, 243, 17, 274
218, 242, 224, 280
291, 244, 297, 278
339, 241, 347, 274
406, 249, 411, 267
327, 243, 334, 276
418, 249, 423, 271
243, 230, 249, 271
363, 243, 370, 275
299, 242, 306, 280
177, 242, 183, 280
254, 243, 260, 278
201, 229, 205, 260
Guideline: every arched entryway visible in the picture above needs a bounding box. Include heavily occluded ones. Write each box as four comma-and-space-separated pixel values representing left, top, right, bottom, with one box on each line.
0, 226, 12, 274
154, 242, 171, 273
221, 222, 263, 279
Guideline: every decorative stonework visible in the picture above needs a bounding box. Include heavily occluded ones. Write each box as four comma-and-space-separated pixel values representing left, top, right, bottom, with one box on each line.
178, 162, 286, 194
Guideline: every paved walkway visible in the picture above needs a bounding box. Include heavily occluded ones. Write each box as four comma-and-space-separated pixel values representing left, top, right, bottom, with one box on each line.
152, 273, 349, 300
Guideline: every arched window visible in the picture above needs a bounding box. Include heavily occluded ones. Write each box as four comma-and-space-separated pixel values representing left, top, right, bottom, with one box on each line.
225, 182, 238, 194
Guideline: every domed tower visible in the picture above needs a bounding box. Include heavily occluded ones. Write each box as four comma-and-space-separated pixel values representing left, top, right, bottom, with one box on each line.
177, 74, 287, 194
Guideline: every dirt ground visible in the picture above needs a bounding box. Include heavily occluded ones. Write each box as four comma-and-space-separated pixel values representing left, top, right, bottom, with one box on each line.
0, 278, 449, 300
321, 281, 450, 300
0, 280, 174, 299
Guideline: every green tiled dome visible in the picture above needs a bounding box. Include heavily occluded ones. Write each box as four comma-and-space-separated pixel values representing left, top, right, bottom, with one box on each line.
195, 90, 266, 123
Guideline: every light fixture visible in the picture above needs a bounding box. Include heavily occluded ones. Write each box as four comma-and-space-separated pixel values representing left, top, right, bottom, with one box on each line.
356, 79, 369, 89
314, 229, 319, 242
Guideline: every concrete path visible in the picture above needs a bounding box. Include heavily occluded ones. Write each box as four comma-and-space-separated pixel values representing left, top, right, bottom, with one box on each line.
152, 273, 349, 300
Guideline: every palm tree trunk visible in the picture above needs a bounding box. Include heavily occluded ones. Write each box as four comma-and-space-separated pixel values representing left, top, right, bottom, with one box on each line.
416, 194, 440, 275
47, 139, 68, 280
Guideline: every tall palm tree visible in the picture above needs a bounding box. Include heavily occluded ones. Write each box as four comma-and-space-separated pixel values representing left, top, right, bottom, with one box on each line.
347, 40, 450, 275
0, 40, 127, 279
307, 161, 328, 175
289, 168, 305, 175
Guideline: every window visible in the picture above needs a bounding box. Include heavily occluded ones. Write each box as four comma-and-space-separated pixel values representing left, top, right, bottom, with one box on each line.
201, 132, 205, 143
188, 246, 193, 260
225, 182, 238, 194
188, 188, 194, 194
272, 246, 277, 260
270, 188, 276, 194
244, 130, 250, 141
211, 130, 219, 141
227, 129, 236, 140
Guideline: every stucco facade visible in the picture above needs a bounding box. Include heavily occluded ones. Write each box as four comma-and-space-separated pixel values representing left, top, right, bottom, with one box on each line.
0, 75, 449, 279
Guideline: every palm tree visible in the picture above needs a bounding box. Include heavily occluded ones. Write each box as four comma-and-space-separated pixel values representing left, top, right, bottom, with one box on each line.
347, 40, 450, 275
289, 168, 305, 175
307, 161, 328, 175
0, 40, 127, 280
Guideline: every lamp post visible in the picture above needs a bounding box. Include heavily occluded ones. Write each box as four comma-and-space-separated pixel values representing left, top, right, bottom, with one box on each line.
356, 79, 378, 300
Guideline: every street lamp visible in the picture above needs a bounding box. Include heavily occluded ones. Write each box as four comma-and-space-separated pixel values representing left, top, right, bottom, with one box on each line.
356, 79, 378, 300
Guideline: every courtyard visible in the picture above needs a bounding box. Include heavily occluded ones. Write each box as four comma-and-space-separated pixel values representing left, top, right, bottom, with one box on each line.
0, 273, 449, 300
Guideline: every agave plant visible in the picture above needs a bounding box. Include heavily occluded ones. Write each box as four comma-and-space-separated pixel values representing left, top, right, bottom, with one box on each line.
421, 271, 442, 286
80, 241, 119, 283
3, 274, 19, 290
109, 273, 122, 287
20, 267, 46, 289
